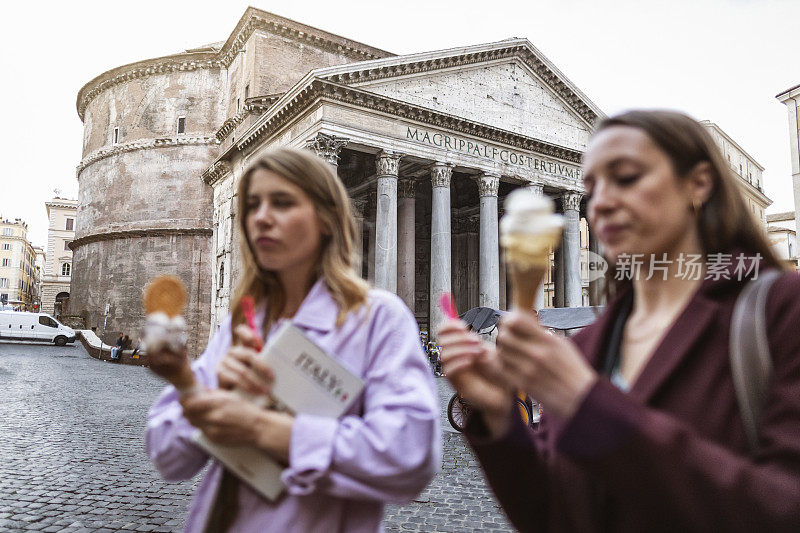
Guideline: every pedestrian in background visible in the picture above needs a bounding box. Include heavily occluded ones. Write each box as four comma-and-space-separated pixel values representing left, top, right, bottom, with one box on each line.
110, 334, 124, 361
439, 110, 800, 531
146, 148, 440, 532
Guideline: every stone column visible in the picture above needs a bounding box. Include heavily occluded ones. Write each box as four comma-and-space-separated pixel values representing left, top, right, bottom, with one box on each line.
351, 197, 366, 276
374, 152, 402, 292
525, 183, 547, 310
397, 179, 416, 310
466, 217, 480, 310
554, 241, 565, 308
305, 132, 349, 168
563, 191, 583, 308
430, 162, 454, 336
367, 191, 377, 284
476, 173, 500, 309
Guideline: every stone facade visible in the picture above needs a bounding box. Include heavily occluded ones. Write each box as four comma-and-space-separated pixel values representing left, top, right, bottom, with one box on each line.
701, 121, 771, 225
73, 8, 390, 352
41, 198, 77, 318
80, 9, 716, 345
202, 34, 605, 336
767, 211, 799, 270
776, 85, 800, 243
0, 218, 36, 310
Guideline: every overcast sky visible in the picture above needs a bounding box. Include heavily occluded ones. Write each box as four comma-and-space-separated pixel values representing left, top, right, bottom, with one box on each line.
1, 0, 798, 247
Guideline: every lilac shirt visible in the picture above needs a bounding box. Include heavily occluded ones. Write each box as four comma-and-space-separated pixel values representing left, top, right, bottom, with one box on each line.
145, 280, 441, 532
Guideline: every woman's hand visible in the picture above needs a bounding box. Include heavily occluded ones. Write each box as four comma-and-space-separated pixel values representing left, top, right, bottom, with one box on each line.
437, 319, 513, 436
180, 390, 294, 462
217, 324, 274, 397
496, 309, 598, 420
148, 346, 195, 392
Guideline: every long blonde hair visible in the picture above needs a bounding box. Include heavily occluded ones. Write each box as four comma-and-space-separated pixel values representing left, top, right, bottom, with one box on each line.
231, 147, 369, 328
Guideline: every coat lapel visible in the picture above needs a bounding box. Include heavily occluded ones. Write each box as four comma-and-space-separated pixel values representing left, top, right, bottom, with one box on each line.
628, 291, 719, 403
569, 287, 631, 371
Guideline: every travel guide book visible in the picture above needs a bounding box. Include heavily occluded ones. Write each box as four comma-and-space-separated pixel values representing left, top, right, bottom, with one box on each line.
194, 322, 364, 500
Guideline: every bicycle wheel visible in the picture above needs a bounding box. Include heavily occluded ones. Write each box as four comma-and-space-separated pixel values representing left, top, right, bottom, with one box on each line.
447, 394, 471, 432
515, 397, 532, 426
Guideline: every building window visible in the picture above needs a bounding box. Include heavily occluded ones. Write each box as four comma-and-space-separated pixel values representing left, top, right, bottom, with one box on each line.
236, 98, 241, 112
61, 263, 71, 276
177, 116, 186, 134
790, 242, 794, 258
113, 127, 119, 144
64, 241, 71, 251
1, 244, 8, 250
218, 262, 224, 289
0, 278, 8, 289
66, 218, 74, 231
1, 259, 8, 267
245, 84, 250, 100
2, 228, 12, 236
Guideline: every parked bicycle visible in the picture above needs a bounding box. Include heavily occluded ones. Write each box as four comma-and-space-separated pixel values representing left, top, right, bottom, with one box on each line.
447, 391, 541, 432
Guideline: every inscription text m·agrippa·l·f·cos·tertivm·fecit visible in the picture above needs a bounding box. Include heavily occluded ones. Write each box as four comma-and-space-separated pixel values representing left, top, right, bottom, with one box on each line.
406, 127, 582, 179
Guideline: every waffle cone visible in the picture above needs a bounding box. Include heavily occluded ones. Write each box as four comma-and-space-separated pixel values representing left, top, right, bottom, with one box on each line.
143, 275, 187, 317
508, 264, 548, 311
501, 230, 561, 311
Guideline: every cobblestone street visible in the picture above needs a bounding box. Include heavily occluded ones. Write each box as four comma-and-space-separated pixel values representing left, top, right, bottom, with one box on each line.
0, 341, 512, 532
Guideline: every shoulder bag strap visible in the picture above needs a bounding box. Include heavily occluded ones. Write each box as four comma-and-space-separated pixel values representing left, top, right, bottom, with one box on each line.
729, 269, 781, 453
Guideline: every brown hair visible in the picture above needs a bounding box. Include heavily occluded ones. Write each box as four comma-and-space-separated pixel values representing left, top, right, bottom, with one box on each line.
231, 147, 369, 328
592, 110, 783, 299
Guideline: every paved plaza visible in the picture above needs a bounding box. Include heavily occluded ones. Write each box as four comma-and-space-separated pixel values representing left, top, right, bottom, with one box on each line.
0, 341, 513, 532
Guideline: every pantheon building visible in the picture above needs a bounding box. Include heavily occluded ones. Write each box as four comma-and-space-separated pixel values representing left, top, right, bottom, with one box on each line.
72, 7, 606, 352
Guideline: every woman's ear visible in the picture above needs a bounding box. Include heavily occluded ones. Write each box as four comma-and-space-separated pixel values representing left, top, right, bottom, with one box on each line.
685, 161, 714, 206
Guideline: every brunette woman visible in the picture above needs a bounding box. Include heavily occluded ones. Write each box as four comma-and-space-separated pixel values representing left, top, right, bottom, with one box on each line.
146, 148, 440, 532
439, 110, 800, 532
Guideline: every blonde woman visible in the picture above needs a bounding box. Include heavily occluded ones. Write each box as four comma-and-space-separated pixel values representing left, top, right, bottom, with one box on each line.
146, 148, 440, 532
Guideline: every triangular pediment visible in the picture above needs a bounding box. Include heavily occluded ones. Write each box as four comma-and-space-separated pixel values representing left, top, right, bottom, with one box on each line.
362, 60, 592, 151
312, 39, 603, 152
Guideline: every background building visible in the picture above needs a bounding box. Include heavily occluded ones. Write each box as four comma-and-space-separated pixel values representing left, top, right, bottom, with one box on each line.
767, 211, 799, 270
73, 8, 393, 352
74, 8, 774, 349
776, 85, 800, 242
201, 14, 604, 335
0, 218, 37, 310
701, 121, 771, 226
42, 198, 77, 319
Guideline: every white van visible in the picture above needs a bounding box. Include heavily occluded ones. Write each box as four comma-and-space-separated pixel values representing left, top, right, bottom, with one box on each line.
0, 311, 77, 346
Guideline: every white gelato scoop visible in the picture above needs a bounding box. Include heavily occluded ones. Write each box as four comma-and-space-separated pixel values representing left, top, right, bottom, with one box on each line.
142, 312, 188, 354
500, 189, 564, 267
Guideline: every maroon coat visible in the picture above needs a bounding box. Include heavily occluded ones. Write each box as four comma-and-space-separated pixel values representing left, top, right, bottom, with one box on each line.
469, 270, 800, 532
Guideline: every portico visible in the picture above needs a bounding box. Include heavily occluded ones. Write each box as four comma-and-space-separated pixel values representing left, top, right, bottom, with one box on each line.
204, 39, 604, 334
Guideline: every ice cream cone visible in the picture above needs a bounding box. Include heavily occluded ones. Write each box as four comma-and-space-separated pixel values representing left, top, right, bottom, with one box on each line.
142, 275, 195, 392
508, 264, 548, 310
500, 190, 564, 311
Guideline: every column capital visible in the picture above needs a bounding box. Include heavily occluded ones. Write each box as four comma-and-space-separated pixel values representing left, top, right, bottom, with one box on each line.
305, 132, 349, 166
376, 150, 402, 177
398, 178, 416, 198
562, 191, 583, 212
475, 173, 500, 197
525, 182, 545, 196
430, 162, 454, 188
